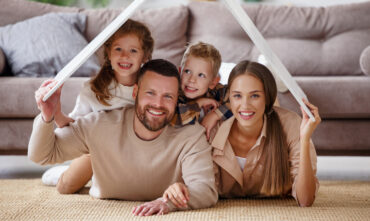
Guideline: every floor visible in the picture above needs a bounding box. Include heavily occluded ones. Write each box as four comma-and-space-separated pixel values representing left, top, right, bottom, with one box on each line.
0, 156, 369, 180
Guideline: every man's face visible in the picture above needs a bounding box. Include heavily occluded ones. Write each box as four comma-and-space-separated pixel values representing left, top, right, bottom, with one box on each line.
134, 71, 179, 131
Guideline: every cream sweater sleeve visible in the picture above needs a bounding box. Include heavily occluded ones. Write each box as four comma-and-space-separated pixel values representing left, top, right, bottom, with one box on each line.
180, 132, 218, 210
28, 114, 89, 165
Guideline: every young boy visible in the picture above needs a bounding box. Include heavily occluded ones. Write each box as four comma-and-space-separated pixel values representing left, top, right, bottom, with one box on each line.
171, 42, 232, 139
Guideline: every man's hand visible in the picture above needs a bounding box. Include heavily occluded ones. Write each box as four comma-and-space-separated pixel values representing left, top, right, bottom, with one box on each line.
300, 98, 321, 141
132, 199, 170, 216
163, 182, 189, 208
34, 79, 62, 122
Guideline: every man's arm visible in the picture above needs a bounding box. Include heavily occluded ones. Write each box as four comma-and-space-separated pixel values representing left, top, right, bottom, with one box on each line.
180, 130, 218, 209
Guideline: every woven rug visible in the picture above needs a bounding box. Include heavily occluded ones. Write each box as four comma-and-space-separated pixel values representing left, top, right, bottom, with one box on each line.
0, 179, 369, 220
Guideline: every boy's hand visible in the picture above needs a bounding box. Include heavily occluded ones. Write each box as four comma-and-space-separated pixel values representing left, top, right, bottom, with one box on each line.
201, 111, 220, 141
163, 182, 189, 209
195, 98, 219, 113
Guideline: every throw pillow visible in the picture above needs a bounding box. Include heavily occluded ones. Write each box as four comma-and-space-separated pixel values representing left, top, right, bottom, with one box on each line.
0, 47, 5, 74
360, 46, 370, 76
0, 13, 100, 77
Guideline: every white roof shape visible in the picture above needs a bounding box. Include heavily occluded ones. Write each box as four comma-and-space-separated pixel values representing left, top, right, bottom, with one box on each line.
43, 0, 314, 121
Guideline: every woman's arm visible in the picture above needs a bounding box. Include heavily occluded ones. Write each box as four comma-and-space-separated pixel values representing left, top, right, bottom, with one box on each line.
295, 99, 321, 207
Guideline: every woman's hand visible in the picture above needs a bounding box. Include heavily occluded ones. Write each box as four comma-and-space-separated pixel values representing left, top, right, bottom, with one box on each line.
300, 99, 321, 140
34, 79, 62, 122
163, 182, 189, 209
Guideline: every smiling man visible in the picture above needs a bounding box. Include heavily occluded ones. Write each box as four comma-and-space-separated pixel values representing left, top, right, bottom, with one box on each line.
28, 59, 218, 216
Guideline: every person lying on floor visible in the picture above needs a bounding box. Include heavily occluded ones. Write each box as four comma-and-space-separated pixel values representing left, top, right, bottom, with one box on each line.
163, 60, 321, 208
28, 59, 218, 216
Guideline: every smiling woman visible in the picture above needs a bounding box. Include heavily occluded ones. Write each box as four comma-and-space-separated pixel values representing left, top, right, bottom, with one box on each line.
163, 60, 323, 208
211, 60, 322, 206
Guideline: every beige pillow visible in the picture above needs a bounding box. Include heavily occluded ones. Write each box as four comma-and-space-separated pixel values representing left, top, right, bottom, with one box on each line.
360, 46, 370, 75
0, 48, 5, 74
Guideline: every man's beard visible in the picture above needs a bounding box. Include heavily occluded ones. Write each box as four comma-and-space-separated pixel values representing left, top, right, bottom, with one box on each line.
135, 97, 173, 132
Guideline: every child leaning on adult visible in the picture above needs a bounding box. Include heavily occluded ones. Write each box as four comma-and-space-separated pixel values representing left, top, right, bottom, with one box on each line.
163, 60, 321, 207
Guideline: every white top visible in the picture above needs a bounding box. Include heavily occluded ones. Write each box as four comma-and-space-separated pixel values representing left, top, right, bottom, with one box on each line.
69, 80, 135, 119
235, 156, 247, 170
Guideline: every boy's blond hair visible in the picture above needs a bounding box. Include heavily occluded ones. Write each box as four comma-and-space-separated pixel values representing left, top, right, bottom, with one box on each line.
180, 42, 222, 78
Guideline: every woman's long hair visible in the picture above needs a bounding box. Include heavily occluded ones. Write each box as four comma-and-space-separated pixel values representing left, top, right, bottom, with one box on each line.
90, 19, 154, 106
228, 60, 290, 196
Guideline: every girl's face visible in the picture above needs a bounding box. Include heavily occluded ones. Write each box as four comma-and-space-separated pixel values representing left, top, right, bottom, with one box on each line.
108, 34, 146, 83
229, 74, 266, 129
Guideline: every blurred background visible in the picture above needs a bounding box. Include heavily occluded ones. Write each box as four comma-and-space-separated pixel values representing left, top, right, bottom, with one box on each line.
28, 0, 370, 9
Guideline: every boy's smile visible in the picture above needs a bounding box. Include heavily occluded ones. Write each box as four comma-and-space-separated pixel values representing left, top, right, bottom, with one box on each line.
181, 55, 216, 99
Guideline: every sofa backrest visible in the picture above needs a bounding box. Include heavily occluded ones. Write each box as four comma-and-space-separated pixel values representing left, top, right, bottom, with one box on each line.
0, 0, 188, 66
188, 1, 370, 76
2, 0, 370, 76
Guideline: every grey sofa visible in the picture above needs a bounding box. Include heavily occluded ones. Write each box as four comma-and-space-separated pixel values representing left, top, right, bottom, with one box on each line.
0, 0, 369, 155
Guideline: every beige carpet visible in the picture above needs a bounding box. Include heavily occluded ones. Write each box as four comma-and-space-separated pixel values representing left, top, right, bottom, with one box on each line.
0, 179, 369, 220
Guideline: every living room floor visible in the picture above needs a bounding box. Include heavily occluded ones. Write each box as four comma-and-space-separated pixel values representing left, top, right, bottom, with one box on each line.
0, 155, 369, 180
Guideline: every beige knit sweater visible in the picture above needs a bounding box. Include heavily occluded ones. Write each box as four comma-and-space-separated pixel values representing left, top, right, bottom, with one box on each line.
28, 107, 218, 210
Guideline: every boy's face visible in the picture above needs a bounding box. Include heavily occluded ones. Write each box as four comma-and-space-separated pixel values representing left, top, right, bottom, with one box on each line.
181, 55, 218, 99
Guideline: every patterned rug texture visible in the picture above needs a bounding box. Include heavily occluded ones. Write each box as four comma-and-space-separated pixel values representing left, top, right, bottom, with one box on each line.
0, 179, 369, 220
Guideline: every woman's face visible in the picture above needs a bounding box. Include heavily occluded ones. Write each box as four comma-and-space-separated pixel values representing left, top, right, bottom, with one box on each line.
229, 73, 266, 129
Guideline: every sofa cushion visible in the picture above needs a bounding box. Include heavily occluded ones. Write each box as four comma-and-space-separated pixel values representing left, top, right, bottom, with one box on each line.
188, 1, 370, 76
82, 5, 189, 66
277, 76, 370, 119
360, 46, 370, 75
0, 13, 100, 77
0, 47, 4, 74
0, 77, 86, 118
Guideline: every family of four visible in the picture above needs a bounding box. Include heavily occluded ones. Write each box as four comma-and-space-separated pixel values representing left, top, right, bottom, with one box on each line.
29, 19, 321, 216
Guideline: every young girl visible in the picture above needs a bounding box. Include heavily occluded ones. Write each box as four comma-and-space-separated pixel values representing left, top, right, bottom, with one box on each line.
42, 19, 154, 194
163, 60, 321, 208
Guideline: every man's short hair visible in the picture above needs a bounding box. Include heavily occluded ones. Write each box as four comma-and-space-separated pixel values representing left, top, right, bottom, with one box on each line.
137, 59, 180, 87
